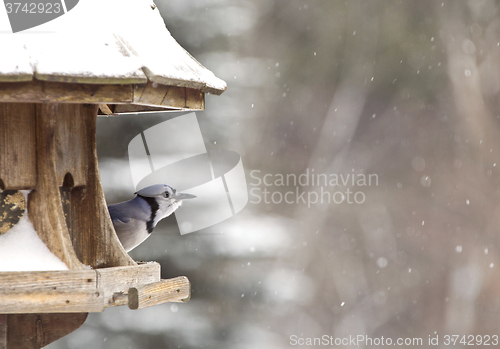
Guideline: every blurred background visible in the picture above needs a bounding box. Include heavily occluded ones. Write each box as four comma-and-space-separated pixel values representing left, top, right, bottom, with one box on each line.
48, 0, 500, 348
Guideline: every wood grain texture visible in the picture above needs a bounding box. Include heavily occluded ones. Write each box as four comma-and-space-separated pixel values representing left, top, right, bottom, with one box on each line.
7, 313, 88, 348
66, 105, 136, 268
0, 81, 133, 104
28, 104, 83, 271
103, 104, 195, 115
136, 81, 171, 106
0, 265, 188, 312
0, 315, 5, 349
98, 104, 114, 115
54, 104, 89, 187
185, 88, 205, 110
133, 84, 205, 110
128, 276, 190, 310
97, 262, 160, 307
0, 104, 36, 190
0, 290, 104, 314
160, 85, 186, 109
0, 270, 96, 291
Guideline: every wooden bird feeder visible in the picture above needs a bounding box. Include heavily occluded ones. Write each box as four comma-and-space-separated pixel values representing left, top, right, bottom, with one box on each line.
0, 1, 226, 347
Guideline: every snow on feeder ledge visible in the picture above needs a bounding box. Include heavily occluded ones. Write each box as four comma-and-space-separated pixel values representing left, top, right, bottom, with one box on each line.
0, 0, 226, 347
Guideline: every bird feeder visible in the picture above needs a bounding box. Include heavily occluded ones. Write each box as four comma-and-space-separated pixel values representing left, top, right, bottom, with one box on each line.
0, 1, 226, 347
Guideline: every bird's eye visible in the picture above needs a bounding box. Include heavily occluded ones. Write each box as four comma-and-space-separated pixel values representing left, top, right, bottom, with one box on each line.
164, 192, 169, 198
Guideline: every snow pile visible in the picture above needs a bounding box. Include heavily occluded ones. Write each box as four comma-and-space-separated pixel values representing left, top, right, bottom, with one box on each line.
0, 191, 68, 271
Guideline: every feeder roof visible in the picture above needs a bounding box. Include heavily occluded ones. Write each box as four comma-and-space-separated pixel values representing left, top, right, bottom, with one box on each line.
0, 0, 226, 113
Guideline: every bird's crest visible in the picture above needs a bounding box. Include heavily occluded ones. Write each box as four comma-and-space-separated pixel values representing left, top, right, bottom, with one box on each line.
135, 184, 170, 197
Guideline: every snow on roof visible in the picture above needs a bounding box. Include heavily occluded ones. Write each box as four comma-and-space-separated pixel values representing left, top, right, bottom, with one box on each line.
0, 0, 227, 95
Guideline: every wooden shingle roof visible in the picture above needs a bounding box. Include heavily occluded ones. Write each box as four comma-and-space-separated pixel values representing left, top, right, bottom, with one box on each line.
0, 0, 226, 113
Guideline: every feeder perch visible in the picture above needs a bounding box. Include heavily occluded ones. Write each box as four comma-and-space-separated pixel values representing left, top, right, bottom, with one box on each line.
0, 1, 226, 347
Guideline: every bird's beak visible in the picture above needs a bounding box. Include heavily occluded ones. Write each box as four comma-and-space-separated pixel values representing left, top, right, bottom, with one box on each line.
173, 192, 197, 200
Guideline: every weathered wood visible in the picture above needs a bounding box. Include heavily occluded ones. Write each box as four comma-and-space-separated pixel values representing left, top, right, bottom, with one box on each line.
104, 104, 183, 115
133, 84, 205, 110
111, 292, 129, 307
98, 104, 114, 115
128, 277, 190, 310
96, 262, 160, 307
0, 81, 134, 104
185, 88, 205, 110
0, 265, 189, 312
0, 315, 6, 349
0, 270, 96, 291
136, 81, 172, 106
7, 313, 88, 348
67, 105, 136, 268
0, 104, 36, 190
54, 104, 90, 187
160, 85, 186, 109
0, 290, 104, 314
28, 104, 83, 271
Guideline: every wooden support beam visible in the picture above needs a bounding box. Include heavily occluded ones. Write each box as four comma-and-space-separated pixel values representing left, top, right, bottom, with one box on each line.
0, 315, 6, 349
0, 265, 189, 313
133, 83, 205, 110
97, 262, 160, 307
0, 104, 36, 190
0, 81, 205, 111
128, 276, 190, 310
0, 290, 104, 314
0, 270, 96, 291
65, 104, 136, 268
28, 104, 83, 271
0, 81, 134, 104
7, 313, 88, 348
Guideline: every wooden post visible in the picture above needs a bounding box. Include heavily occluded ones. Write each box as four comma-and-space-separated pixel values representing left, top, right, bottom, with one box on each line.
0, 102, 136, 348
6, 313, 88, 348
128, 277, 190, 310
0, 315, 6, 349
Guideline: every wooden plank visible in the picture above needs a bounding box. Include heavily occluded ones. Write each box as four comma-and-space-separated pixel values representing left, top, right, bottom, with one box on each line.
0, 290, 103, 314
96, 263, 160, 307
55, 104, 90, 187
111, 292, 128, 307
106, 104, 183, 115
0, 315, 5, 349
107, 103, 208, 115
67, 106, 136, 269
128, 277, 190, 310
7, 313, 88, 348
0, 270, 96, 291
0, 104, 36, 190
0, 81, 134, 104
28, 104, 84, 271
98, 104, 114, 115
137, 81, 171, 106
162, 86, 186, 109
184, 88, 205, 110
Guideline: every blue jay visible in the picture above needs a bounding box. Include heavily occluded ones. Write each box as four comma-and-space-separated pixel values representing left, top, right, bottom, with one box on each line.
108, 184, 196, 252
